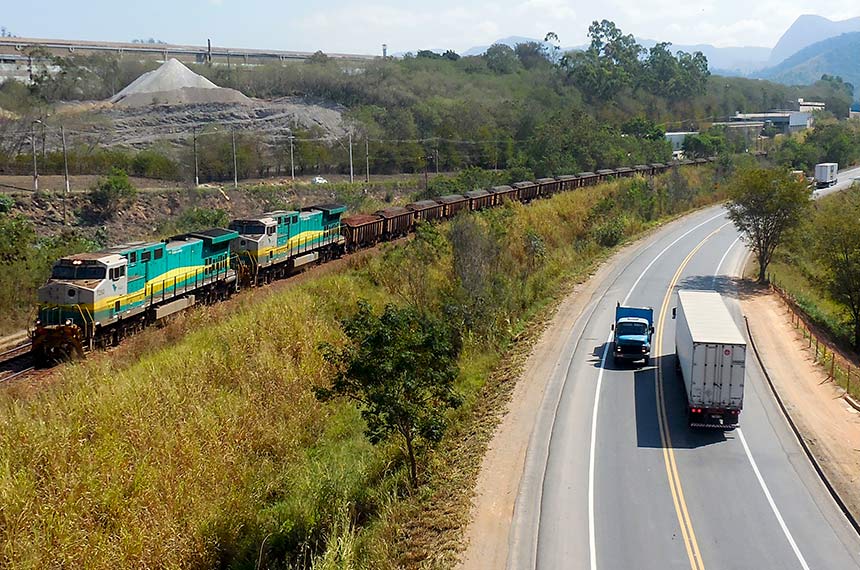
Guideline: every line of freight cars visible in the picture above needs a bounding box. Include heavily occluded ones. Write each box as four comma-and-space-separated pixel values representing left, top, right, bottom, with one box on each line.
340, 161, 709, 251
30, 160, 707, 365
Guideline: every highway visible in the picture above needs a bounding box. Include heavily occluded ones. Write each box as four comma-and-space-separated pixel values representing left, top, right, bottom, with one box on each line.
508, 165, 860, 569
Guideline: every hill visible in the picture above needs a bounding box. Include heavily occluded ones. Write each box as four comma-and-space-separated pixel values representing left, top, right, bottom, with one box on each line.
758, 32, 860, 99
769, 14, 860, 66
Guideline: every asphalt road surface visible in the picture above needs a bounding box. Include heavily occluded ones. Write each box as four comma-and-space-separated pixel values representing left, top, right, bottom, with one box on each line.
509, 165, 860, 570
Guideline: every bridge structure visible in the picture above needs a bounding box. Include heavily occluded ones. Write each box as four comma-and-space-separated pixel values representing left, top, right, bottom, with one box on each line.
0, 36, 377, 83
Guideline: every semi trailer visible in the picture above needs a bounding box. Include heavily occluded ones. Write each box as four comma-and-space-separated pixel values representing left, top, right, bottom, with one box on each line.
674, 291, 746, 428
815, 162, 838, 188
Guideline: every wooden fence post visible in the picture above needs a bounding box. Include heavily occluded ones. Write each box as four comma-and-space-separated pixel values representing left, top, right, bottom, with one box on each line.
830, 353, 836, 380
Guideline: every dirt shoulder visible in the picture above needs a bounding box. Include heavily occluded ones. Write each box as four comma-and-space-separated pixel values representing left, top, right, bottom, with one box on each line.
743, 291, 860, 518
458, 247, 618, 569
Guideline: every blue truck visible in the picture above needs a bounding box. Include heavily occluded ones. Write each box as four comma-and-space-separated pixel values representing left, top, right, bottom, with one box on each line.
611, 303, 655, 365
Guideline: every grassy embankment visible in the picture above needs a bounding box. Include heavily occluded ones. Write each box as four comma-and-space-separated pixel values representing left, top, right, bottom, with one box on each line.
0, 166, 723, 568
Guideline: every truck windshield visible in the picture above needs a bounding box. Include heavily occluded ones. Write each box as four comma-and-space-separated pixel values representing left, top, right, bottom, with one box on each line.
51, 265, 106, 280
617, 322, 648, 336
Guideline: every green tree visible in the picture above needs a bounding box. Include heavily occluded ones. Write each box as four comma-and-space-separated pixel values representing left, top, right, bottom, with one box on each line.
515, 42, 550, 70
316, 301, 462, 488
682, 131, 725, 158
0, 214, 35, 264
85, 167, 137, 222
484, 44, 520, 74
813, 189, 860, 350
726, 168, 811, 282
563, 20, 643, 101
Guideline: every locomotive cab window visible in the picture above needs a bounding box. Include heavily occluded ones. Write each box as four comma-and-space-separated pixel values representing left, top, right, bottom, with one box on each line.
154, 249, 163, 260
129, 252, 137, 263
267, 226, 276, 236
141, 251, 152, 263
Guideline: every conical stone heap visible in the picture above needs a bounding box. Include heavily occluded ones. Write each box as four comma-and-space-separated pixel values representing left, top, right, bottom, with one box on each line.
110, 58, 251, 107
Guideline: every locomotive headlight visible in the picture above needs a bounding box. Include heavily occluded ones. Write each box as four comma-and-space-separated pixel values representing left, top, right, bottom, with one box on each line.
64, 318, 73, 326
67, 289, 76, 298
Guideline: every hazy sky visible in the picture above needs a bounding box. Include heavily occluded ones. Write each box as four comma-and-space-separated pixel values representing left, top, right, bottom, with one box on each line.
3, 0, 859, 54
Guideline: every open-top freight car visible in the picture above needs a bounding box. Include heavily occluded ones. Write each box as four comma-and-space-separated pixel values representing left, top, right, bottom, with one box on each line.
406, 199, 446, 222
511, 181, 540, 202
535, 177, 561, 196
490, 185, 519, 205
465, 189, 494, 210
436, 194, 470, 217
615, 166, 635, 178
596, 169, 616, 182
341, 214, 384, 252
577, 172, 598, 186
375, 207, 414, 239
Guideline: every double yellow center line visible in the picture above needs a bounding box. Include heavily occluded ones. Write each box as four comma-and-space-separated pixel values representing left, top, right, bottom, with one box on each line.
652, 223, 730, 570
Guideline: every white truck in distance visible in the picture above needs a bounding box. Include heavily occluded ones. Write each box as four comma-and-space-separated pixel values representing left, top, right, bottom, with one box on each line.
815, 162, 838, 189
674, 291, 746, 428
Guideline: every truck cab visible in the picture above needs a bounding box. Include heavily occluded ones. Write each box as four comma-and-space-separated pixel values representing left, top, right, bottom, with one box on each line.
612, 304, 655, 365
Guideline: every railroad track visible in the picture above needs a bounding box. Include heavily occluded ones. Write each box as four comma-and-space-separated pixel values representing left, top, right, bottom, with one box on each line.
0, 342, 37, 384
0, 366, 36, 384
0, 341, 31, 362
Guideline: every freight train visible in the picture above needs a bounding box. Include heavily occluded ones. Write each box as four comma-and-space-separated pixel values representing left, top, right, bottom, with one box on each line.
30, 161, 697, 365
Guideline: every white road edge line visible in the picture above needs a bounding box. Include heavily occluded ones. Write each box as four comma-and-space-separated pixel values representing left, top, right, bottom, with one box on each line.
586, 210, 727, 570
737, 428, 812, 570
712, 236, 741, 287
717, 237, 811, 570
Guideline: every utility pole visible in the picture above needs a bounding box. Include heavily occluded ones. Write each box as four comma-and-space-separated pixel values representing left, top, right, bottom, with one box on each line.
61, 125, 70, 225
289, 135, 295, 180
30, 120, 40, 192
365, 137, 370, 183
192, 125, 199, 187
231, 129, 238, 189
347, 133, 354, 183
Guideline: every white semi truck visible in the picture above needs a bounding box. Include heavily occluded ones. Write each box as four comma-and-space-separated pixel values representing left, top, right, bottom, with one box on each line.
674, 291, 746, 428
815, 162, 838, 188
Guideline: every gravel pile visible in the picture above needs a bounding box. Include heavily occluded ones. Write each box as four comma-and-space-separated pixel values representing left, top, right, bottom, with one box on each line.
110, 58, 251, 107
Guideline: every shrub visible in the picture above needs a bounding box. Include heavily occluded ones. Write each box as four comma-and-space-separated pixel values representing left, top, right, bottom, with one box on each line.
84, 168, 137, 222
131, 149, 181, 180
0, 193, 13, 214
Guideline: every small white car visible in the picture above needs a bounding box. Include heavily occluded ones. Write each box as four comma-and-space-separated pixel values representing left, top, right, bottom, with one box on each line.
311, 176, 329, 185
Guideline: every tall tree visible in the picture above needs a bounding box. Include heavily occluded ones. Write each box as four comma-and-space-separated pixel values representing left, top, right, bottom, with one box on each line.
813, 189, 860, 350
726, 167, 811, 282
316, 301, 462, 488
484, 43, 520, 74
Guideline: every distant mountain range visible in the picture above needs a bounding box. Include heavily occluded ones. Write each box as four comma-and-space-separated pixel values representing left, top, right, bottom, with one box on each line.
757, 32, 860, 97
768, 14, 860, 65
401, 15, 860, 99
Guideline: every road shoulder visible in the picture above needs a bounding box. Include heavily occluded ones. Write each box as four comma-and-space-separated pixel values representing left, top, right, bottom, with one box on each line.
743, 290, 860, 519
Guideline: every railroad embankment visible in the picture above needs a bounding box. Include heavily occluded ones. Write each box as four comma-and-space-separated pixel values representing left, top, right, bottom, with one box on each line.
0, 166, 723, 568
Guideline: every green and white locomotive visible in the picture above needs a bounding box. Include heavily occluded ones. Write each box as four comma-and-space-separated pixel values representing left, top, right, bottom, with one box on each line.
33, 228, 238, 364
228, 204, 345, 285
